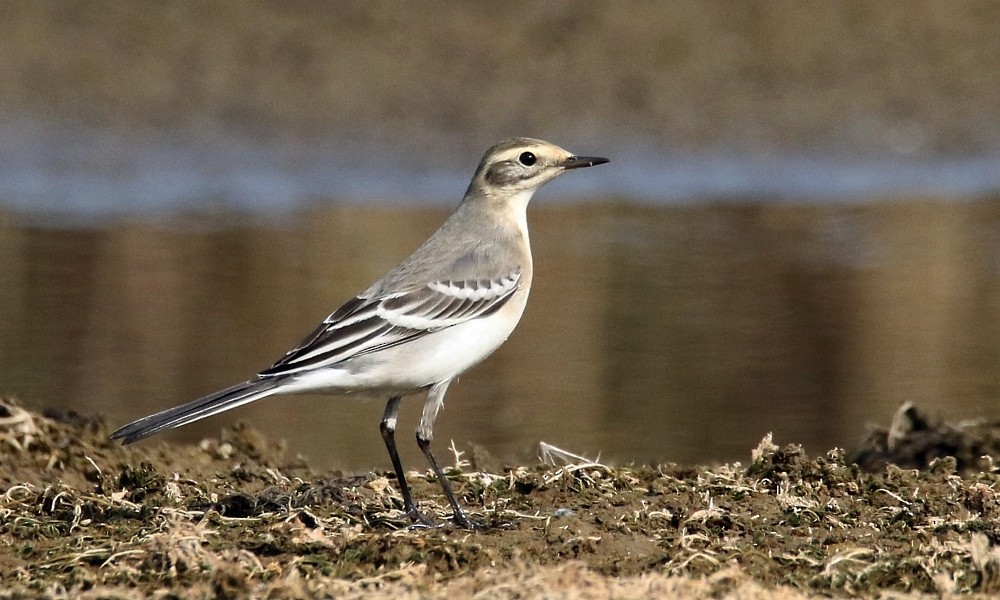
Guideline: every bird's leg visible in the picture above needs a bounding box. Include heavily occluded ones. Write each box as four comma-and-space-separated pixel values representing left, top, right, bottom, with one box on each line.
380, 396, 432, 527
416, 380, 485, 530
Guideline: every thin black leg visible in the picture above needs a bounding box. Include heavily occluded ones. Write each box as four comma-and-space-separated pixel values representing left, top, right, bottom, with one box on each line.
416, 434, 484, 529
380, 396, 432, 527
416, 380, 484, 530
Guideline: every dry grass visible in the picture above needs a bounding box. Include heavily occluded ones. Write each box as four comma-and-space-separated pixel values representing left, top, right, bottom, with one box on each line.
2, 398, 1000, 598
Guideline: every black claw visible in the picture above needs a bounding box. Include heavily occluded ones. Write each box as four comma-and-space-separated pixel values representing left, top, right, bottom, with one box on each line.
405, 507, 436, 528
451, 509, 487, 530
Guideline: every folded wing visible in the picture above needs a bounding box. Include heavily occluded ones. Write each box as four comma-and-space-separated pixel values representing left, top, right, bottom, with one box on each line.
260, 270, 521, 376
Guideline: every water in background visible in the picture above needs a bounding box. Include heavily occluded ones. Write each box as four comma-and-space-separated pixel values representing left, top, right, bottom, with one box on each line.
3, 199, 1000, 471
3, 122, 1000, 222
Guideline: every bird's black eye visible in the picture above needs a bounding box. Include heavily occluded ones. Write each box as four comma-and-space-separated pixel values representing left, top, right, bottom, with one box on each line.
518, 151, 536, 166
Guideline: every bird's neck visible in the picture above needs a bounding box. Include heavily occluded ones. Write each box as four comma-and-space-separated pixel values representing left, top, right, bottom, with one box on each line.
503, 188, 536, 241
458, 185, 536, 242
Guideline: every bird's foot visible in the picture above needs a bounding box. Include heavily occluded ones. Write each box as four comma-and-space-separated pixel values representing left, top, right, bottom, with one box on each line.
401, 499, 488, 530
451, 508, 487, 530
404, 506, 436, 529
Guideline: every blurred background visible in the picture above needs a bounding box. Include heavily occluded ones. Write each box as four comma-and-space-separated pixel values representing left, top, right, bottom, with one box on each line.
2, 1, 1000, 470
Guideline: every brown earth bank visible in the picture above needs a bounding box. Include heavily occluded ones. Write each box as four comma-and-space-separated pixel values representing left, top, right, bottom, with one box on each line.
2, 2, 999, 156
1, 398, 1000, 599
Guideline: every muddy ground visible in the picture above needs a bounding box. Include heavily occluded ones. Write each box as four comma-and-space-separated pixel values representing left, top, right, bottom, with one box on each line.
2, 399, 1000, 599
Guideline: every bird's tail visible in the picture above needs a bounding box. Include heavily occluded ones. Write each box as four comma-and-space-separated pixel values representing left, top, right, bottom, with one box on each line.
110, 377, 285, 445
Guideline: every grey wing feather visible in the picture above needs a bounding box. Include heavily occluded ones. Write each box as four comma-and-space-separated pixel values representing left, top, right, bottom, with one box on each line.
260, 269, 521, 376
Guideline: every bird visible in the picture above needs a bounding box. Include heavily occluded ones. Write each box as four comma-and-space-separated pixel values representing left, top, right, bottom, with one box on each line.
110, 138, 609, 529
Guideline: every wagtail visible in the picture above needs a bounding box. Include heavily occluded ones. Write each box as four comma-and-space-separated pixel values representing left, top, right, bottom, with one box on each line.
111, 138, 609, 528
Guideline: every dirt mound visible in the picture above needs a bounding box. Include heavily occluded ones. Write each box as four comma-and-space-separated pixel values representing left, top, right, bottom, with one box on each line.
850, 402, 1000, 474
1, 398, 999, 598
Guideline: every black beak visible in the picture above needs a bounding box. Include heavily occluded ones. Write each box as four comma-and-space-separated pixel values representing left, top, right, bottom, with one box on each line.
561, 155, 610, 170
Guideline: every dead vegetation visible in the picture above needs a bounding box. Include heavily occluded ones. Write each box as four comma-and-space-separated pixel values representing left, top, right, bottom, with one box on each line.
1, 398, 1000, 598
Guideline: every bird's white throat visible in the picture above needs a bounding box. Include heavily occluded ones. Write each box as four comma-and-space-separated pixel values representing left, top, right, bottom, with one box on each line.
507, 188, 536, 240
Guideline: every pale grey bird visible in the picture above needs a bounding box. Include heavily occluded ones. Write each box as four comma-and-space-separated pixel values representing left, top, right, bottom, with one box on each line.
111, 138, 609, 528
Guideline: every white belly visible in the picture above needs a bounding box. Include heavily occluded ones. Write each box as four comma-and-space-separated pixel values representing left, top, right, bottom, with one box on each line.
279, 294, 527, 396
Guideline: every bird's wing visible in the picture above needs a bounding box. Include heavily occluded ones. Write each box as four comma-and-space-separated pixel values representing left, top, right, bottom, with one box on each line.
259, 269, 522, 376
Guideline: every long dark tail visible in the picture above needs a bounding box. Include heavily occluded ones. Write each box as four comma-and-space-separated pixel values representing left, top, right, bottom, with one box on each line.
110, 377, 285, 444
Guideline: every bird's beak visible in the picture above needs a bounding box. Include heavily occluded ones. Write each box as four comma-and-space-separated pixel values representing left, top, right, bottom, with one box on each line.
560, 155, 610, 170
